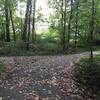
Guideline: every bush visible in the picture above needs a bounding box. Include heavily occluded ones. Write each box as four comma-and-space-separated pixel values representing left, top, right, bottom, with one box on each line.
0, 41, 3, 47
0, 62, 5, 74
75, 57, 100, 95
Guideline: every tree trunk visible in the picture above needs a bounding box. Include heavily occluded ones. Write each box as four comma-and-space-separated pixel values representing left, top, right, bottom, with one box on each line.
63, 0, 67, 51
67, 0, 73, 48
32, 0, 36, 41
61, 0, 67, 52
5, 0, 10, 42
75, 0, 79, 48
22, 0, 30, 42
90, 0, 95, 60
27, 0, 32, 50
9, 8, 16, 41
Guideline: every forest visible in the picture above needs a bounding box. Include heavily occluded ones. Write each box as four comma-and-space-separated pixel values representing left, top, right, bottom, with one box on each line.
0, 0, 100, 100
0, 0, 99, 55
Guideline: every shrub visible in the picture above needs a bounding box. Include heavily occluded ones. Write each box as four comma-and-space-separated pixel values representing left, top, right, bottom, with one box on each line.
0, 41, 3, 47
75, 57, 100, 95
0, 62, 5, 74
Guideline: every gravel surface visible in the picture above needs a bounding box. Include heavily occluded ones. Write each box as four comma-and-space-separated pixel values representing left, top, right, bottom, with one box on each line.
0, 51, 99, 100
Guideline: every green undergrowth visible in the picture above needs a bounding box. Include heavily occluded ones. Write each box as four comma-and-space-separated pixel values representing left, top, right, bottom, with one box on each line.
0, 41, 99, 56
74, 55, 100, 98
0, 62, 5, 74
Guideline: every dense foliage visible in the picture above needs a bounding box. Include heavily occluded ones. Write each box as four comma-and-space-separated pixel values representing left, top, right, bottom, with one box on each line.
75, 56, 100, 97
0, 0, 99, 56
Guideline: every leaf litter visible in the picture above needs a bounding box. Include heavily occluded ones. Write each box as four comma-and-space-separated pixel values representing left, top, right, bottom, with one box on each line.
0, 54, 89, 100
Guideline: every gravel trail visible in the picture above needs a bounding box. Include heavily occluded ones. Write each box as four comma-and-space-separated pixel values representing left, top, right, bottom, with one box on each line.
0, 51, 99, 100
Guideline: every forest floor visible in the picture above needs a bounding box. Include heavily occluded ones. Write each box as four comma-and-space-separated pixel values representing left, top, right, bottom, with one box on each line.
0, 51, 100, 100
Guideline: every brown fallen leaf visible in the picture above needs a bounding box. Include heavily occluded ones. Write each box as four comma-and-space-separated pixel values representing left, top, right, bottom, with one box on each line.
45, 97, 48, 100
34, 96, 39, 100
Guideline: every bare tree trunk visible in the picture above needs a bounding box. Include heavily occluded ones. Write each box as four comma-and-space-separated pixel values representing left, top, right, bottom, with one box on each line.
22, 0, 30, 42
5, 0, 10, 42
63, 0, 67, 50
0, 22, 5, 41
20, 7, 23, 38
9, 8, 16, 41
67, 0, 73, 48
75, 0, 79, 48
90, 0, 95, 60
20, 18, 23, 39
61, 0, 67, 52
27, 0, 32, 51
32, 0, 36, 41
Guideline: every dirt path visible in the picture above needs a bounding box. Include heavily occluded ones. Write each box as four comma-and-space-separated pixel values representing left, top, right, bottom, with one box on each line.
0, 52, 99, 100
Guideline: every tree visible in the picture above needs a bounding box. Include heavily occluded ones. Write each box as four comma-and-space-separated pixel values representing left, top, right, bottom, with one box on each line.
90, 0, 95, 60
32, 0, 36, 41
22, 0, 30, 42
9, 7, 16, 41
67, 0, 73, 48
75, 0, 79, 48
5, 0, 10, 42
27, 0, 32, 50
61, 0, 67, 51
